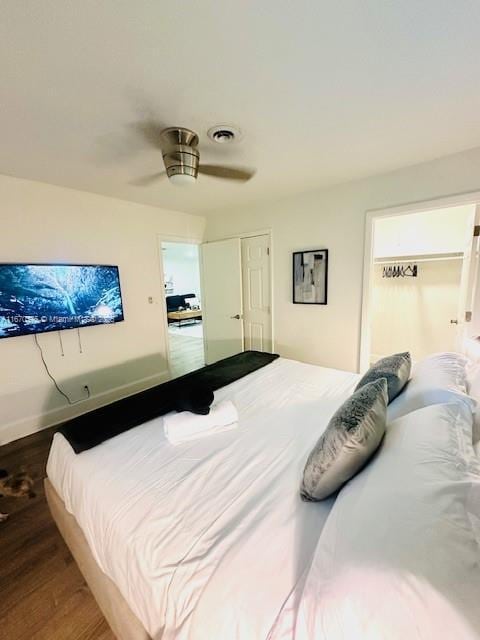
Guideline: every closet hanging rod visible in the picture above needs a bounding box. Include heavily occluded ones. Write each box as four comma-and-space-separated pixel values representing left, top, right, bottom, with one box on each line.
375, 252, 463, 265
382, 264, 418, 278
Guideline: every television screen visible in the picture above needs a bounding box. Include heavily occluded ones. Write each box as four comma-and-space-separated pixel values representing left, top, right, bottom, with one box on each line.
0, 264, 124, 339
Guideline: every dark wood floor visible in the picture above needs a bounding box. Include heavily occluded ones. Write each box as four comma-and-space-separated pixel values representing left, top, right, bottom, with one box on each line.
0, 427, 114, 640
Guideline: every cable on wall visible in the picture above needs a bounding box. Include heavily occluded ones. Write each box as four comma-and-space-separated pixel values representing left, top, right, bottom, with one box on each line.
58, 330, 65, 356
34, 334, 90, 405
77, 327, 83, 354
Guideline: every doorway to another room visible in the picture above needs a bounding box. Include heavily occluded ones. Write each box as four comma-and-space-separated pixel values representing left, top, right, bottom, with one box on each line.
361, 202, 480, 370
161, 241, 205, 378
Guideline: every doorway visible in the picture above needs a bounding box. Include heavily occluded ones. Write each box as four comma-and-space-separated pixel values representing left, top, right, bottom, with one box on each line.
361, 202, 480, 369
161, 241, 205, 377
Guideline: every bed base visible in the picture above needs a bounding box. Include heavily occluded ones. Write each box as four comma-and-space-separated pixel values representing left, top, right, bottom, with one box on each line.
44, 479, 152, 640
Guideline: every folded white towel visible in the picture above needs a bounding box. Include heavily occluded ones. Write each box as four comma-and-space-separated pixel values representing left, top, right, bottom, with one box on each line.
164, 399, 239, 445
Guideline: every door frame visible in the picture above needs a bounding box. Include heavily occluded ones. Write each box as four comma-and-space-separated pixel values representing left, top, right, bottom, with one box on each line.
156, 233, 204, 377
360, 191, 480, 373
202, 228, 274, 352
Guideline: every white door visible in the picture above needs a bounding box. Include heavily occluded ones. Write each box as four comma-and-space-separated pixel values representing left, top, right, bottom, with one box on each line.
457, 205, 480, 348
201, 238, 243, 364
241, 235, 272, 352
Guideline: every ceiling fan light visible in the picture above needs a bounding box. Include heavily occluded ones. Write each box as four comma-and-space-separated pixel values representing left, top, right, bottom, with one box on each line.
169, 173, 196, 187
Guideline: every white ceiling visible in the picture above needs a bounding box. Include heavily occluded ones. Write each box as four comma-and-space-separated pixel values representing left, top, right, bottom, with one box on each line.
2, 1, 480, 216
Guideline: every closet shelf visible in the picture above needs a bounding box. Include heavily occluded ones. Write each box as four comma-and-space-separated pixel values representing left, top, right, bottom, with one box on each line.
374, 252, 463, 265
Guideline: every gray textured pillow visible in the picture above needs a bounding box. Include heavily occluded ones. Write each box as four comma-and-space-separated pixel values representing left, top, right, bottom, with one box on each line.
355, 352, 411, 403
301, 378, 388, 501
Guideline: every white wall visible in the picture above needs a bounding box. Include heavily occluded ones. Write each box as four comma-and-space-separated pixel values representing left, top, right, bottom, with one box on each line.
371, 259, 463, 362
205, 146, 480, 372
0, 175, 205, 444
373, 205, 474, 258
162, 242, 201, 302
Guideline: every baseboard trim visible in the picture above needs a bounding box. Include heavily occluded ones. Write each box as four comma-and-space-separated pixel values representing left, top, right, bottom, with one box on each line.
0, 370, 170, 446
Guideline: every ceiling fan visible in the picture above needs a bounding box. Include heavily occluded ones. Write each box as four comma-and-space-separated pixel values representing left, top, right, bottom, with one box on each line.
132, 126, 255, 187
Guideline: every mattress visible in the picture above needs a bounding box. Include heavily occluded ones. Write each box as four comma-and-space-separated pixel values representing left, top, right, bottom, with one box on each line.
47, 357, 359, 640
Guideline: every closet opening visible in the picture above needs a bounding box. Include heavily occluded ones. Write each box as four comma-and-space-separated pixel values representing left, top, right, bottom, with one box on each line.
361, 199, 480, 370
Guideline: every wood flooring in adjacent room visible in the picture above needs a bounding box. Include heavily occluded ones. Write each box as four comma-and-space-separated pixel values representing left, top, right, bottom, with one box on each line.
0, 427, 114, 640
168, 322, 205, 378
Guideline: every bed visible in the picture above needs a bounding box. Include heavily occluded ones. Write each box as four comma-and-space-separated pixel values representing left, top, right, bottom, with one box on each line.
46, 357, 359, 640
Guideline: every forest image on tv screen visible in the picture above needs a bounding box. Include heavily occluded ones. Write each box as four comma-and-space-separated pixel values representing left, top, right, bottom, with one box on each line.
0, 264, 124, 339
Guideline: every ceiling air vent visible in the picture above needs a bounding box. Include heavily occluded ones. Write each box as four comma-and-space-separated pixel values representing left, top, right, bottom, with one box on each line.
207, 125, 242, 144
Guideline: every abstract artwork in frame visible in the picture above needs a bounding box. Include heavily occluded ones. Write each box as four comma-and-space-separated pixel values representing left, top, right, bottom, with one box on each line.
293, 249, 328, 304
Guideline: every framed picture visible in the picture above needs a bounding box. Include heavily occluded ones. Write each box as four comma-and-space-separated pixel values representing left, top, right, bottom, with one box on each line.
293, 249, 328, 304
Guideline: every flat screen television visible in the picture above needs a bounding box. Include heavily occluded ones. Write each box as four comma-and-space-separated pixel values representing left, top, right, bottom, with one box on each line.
0, 264, 124, 339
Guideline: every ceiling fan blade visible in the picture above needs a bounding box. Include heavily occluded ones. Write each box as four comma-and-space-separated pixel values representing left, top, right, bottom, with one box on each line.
130, 171, 167, 186
198, 165, 255, 182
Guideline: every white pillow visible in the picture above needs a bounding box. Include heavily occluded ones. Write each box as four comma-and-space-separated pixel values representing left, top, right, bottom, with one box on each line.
270, 403, 480, 640
387, 352, 475, 422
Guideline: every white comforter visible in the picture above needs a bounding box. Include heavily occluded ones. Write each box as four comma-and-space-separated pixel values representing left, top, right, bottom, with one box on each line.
269, 402, 480, 640
47, 357, 359, 639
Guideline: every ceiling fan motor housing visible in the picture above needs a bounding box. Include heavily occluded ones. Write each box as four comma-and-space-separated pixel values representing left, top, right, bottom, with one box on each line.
160, 127, 200, 180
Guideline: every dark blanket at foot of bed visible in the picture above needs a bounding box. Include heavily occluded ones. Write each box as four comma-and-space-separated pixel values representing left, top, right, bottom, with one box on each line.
59, 351, 279, 453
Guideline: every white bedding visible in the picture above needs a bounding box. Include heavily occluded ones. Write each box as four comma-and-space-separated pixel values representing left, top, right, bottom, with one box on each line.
270, 402, 480, 640
47, 357, 359, 639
